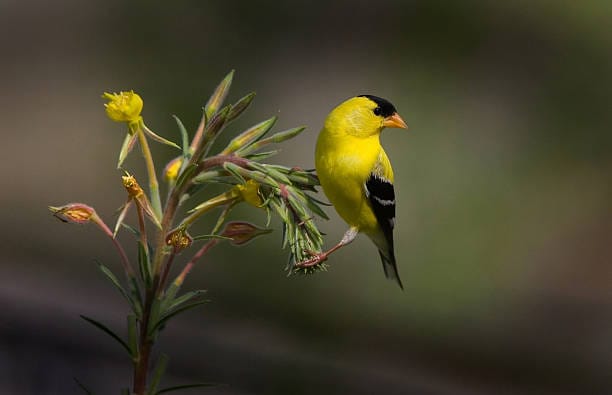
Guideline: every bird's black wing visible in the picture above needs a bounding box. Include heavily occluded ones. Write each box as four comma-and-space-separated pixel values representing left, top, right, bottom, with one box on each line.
364, 173, 403, 289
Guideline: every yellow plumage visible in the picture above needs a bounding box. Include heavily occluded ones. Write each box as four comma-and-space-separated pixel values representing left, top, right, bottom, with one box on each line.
313, 95, 407, 289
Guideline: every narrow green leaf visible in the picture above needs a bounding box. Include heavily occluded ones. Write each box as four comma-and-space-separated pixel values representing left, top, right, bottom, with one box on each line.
138, 242, 152, 287
148, 353, 169, 395
97, 263, 141, 316
129, 277, 144, 318
244, 150, 279, 161
191, 234, 232, 241
205, 70, 234, 120
168, 290, 207, 311
163, 283, 181, 309
304, 196, 329, 220
220, 116, 277, 154
174, 163, 198, 191
151, 300, 208, 333
80, 315, 132, 356
191, 169, 227, 184
73, 377, 93, 394
222, 162, 246, 184
156, 383, 216, 395
127, 315, 138, 358
238, 126, 305, 154
148, 295, 163, 338
172, 115, 191, 160
226, 92, 256, 123
256, 164, 292, 185
117, 132, 138, 169
142, 124, 181, 150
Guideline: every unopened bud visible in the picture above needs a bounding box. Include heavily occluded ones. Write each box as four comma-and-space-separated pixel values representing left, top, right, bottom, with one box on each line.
220, 221, 271, 246
163, 156, 183, 182
49, 203, 97, 224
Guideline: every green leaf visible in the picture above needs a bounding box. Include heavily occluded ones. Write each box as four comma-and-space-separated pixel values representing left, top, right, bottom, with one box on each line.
226, 92, 256, 123
142, 124, 181, 150
162, 282, 181, 310
168, 290, 207, 311
197, 106, 230, 160
73, 377, 93, 394
151, 300, 208, 333
191, 234, 232, 241
172, 115, 191, 160
121, 389, 130, 395
138, 242, 152, 287
150, 297, 162, 337
222, 162, 246, 184
155, 383, 216, 395
97, 262, 141, 317
191, 169, 226, 184
252, 163, 291, 185
244, 150, 279, 161
304, 195, 329, 220
128, 276, 144, 316
174, 163, 198, 191
238, 126, 305, 154
127, 315, 138, 358
205, 70, 234, 120
148, 353, 169, 395
80, 315, 132, 357
117, 132, 138, 169
221, 116, 277, 154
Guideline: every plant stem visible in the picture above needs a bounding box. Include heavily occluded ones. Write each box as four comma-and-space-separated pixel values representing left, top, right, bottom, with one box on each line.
93, 215, 136, 279
133, 287, 154, 395
175, 239, 219, 286
137, 127, 163, 220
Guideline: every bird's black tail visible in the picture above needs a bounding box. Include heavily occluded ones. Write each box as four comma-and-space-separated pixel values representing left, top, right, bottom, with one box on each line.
379, 248, 403, 290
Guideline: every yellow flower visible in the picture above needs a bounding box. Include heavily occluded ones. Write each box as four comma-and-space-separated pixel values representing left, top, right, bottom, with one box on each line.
163, 156, 183, 182
235, 179, 263, 207
102, 91, 143, 124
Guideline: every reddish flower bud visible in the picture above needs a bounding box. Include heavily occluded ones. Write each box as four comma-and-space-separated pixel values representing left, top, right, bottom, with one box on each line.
220, 221, 271, 246
49, 203, 97, 224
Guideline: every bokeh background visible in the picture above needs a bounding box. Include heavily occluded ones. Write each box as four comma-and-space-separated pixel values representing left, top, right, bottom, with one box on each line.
1, 1, 611, 394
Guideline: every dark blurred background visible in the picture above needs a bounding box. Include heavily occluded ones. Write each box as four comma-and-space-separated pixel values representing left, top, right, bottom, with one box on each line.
1, 0, 611, 394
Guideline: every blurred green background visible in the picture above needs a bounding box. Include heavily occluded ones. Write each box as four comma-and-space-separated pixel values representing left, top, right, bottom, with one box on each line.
1, 0, 611, 394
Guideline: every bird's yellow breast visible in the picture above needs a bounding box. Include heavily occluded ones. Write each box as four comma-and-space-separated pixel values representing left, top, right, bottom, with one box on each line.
315, 129, 393, 233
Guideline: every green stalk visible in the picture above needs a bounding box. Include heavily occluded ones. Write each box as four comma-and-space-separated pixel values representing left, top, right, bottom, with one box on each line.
137, 127, 163, 220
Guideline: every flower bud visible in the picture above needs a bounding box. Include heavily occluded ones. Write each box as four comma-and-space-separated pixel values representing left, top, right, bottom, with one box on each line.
163, 156, 184, 182
102, 90, 143, 124
220, 221, 271, 246
49, 203, 97, 224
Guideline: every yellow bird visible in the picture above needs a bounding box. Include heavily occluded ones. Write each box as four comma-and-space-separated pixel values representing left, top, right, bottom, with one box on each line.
299, 95, 408, 288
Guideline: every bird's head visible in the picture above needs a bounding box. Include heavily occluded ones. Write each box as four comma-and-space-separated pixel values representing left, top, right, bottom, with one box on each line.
324, 95, 408, 138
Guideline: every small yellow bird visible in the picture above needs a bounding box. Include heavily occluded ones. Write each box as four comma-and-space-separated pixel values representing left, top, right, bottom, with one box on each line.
300, 95, 408, 289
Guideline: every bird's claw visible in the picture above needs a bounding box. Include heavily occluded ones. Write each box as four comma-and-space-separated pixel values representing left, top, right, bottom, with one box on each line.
296, 250, 328, 268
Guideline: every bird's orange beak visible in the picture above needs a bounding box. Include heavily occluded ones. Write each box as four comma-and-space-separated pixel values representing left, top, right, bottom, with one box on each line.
383, 112, 408, 129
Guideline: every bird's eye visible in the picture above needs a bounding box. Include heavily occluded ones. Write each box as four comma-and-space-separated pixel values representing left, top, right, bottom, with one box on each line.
373, 107, 382, 116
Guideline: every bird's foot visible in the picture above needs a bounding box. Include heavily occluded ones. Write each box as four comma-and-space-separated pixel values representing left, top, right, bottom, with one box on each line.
296, 250, 328, 268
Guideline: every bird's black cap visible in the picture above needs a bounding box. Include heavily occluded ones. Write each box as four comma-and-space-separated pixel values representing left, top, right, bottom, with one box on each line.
358, 95, 397, 117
